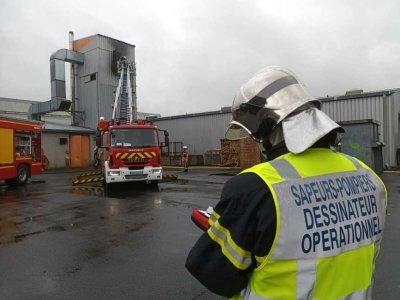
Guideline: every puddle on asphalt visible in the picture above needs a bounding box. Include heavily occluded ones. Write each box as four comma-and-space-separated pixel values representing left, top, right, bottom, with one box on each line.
157, 179, 194, 192
0, 183, 46, 202
209, 172, 237, 176
0, 225, 66, 245
70, 186, 105, 197
69, 181, 161, 198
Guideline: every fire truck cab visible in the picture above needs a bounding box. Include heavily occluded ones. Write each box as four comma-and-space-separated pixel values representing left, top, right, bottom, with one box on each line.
95, 56, 169, 186
0, 116, 44, 186
97, 119, 164, 185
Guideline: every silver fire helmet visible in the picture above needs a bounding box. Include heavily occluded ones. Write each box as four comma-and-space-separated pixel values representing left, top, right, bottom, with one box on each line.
225, 66, 343, 153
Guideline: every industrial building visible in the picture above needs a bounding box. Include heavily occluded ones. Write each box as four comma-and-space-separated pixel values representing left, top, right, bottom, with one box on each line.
321, 89, 400, 168
0, 33, 140, 169
70, 34, 137, 129
1, 32, 399, 171
152, 108, 232, 156
0, 97, 94, 169
152, 88, 400, 171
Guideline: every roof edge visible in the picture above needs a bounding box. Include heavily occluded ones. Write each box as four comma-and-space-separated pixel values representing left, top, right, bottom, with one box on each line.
74, 33, 136, 48
320, 88, 400, 102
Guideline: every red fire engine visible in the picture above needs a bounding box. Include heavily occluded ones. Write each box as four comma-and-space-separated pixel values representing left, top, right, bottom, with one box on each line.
96, 57, 168, 186
0, 116, 44, 185
97, 119, 165, 185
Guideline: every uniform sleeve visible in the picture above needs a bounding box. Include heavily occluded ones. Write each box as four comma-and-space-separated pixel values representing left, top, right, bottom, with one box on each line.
185, 172, 276, 298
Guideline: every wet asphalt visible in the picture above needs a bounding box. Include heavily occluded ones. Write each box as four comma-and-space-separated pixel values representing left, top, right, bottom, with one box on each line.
0, 169, 399, 299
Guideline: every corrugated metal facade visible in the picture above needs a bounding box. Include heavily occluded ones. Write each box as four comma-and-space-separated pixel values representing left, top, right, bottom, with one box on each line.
321, 90, 400, 166
74, 35, 136, 129
322, 96, 384, 122
152, 111, 232, 155
152, 90, 400, 167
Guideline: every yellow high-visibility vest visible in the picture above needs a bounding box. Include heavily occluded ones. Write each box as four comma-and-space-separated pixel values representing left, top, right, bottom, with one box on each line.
234, 148, 387, 300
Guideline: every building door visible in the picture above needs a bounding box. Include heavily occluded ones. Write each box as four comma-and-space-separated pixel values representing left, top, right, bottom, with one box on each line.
69, 135, 90, 167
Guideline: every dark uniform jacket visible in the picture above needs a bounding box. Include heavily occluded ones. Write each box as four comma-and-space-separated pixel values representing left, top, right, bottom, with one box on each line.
185, 146, 291, 297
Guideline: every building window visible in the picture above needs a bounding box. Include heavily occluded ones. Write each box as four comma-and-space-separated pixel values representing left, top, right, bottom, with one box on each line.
59, 138, 68, 145
84, 73, 97, 83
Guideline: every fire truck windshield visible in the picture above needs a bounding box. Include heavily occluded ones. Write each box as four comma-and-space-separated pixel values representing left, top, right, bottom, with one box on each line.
111, 128, 158, 148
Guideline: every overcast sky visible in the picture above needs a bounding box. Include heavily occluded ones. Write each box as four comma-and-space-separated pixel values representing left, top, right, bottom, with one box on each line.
1, 0, 399, 117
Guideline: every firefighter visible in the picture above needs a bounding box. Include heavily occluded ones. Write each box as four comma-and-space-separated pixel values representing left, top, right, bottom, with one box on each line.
65, 151, 70, 168
93, 146, 100, 168
182, 146, 189, 172
185, 66, 387, 299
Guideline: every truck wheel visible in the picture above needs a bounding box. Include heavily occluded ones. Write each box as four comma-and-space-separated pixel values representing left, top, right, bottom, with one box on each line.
16, 164, 29, 185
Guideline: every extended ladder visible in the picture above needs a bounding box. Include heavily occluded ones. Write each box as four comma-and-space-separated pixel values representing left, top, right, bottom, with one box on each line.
111, 57, 134, 125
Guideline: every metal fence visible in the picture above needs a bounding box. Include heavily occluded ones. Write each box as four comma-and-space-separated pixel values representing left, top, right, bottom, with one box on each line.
160, 141, 183, 157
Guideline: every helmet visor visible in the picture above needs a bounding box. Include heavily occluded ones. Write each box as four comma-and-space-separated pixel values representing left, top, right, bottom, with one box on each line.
225, 103, 268, 142
225, 121, 253, 140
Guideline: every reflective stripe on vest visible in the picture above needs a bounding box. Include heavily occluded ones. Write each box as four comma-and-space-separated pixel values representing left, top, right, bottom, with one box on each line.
234, 148, 387, 300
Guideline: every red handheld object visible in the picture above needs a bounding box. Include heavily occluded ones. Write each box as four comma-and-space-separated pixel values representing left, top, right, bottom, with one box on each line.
191, 208, 211, 231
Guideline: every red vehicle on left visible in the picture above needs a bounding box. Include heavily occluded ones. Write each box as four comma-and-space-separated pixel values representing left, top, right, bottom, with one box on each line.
0, 116, 44, 186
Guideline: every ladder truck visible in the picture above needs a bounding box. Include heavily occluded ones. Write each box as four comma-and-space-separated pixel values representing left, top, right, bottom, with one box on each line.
96, 57, 167, 186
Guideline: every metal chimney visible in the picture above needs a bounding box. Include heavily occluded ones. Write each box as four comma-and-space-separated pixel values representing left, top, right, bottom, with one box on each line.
29, 41, 84, 120
69, 31, 77, 125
